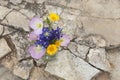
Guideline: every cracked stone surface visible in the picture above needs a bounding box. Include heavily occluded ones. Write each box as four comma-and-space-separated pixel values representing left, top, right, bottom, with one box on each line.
0, 0, 120, 80
45, 50, 100, 80
30, 67, 64, 80
108, 50, 120, 80
87, 48, 111, 72
13, 60, 33, 79
2, 11, 30, 31
0, 6, 12, 20
0, 64, 23, 80
0, 38, 11, 59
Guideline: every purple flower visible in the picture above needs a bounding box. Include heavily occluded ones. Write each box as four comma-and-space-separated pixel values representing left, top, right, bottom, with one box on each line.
28, 45, 46, 59
30, 17, 43, 35
60, 35, 70, 46
29, 31, 38, 40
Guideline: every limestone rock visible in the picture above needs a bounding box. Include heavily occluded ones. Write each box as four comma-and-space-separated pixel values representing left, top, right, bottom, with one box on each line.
10, 0, 22, 5
45, 50, 100, 80
13, 60, 33, 79
2, 11, 30, 31
36, 0, 46, 4
68, 42, 77, 53
108, 51, 120, 80
77, 45, 89, 59
91, 72, 110, 80
1, 56, 18, 70
60, 20, 81, 40
0, 64, 23, 80
25, 0, 34, 3
19, 9, 35, 19
61, 9, 80, 20
80, 0, 120, 19
0, 0, 8, 6
87, 48, 111, 72
30, 67, 64, 80
81, 17, 120, 45
0, 25, 3, 35
0, 6, 12, 20
35, 59, 45, 66
68, 42, 89, 59
80, 34, 106, 48
0, 38, 11, 59
10, 32, 31, 60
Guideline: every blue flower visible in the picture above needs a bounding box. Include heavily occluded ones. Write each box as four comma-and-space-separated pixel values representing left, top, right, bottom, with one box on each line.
35, 27, 62, 48
54, 27, 63, 40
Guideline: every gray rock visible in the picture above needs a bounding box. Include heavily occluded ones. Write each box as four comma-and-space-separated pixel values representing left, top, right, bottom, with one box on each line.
45, 50, 100, 80
108, 51, 120, 80
35, 59, 45, 66
10, 32, 31, 60
77, 45, 89, 59
36, 0, 46, 4
87, 48, 111, 72
81, 35, 106, 48
1, 56, 18, 70
81, 17, 120, 45
25, 0, 34, 3
13, 60, 33, 79
68, 42, 77, 53
0, 64, 23, 80
19, 9, 35, 19
30, 67, 64, 80
10, 0, 22, 5
0, 25, 3, 35
60, 20, 82, 40
0, 6, 12, 20
0, 0, 8, 6
68, 42, 89, 59
0, 38, 11, 59
91, 72, 110, 80
2, 11, 30, 31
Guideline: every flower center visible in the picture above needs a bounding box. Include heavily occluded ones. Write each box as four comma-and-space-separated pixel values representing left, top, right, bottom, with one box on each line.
47, 44, 57, 56
37, 23, 42, 28
44, 32, 49, 36
51, 16, 56, 20
34, 46, 42, 54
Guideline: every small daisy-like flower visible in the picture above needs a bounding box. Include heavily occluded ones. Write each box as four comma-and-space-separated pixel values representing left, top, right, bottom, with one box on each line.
47, 44, 58, 56
60, 35, 70, 46
28, 45, 46, 59
49, 13, 60, 22
30, 17, 43, 35
55, 40, 61, 47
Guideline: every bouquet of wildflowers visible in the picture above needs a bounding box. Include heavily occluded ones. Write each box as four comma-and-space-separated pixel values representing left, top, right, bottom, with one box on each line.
28, 13, 70, 60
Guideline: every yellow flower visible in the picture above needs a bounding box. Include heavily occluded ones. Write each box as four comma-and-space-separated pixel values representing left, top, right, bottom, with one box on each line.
49, 13, 60, 22
47, 44, 58, 56
55, 40, 61, 47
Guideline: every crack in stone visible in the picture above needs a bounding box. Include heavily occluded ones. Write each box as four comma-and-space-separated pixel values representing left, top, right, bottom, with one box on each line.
4, 36, 16, 53
0, 9, 13, 22
0, 26, 5, 37
66, 46, 110, 73
0, 23, 29, 33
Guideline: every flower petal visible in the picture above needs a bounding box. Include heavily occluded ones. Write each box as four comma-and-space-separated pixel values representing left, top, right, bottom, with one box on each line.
34, 28, 42, 35
60, 35, 70, 46
28, 45, 46, 59
29, 31, 38, 40
30, 17, 43, 30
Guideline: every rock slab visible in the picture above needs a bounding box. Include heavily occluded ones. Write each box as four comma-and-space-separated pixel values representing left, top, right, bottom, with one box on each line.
45, 50, 100, 80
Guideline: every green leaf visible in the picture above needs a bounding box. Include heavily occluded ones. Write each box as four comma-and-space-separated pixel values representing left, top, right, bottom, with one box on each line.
46, 17, 51, 25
